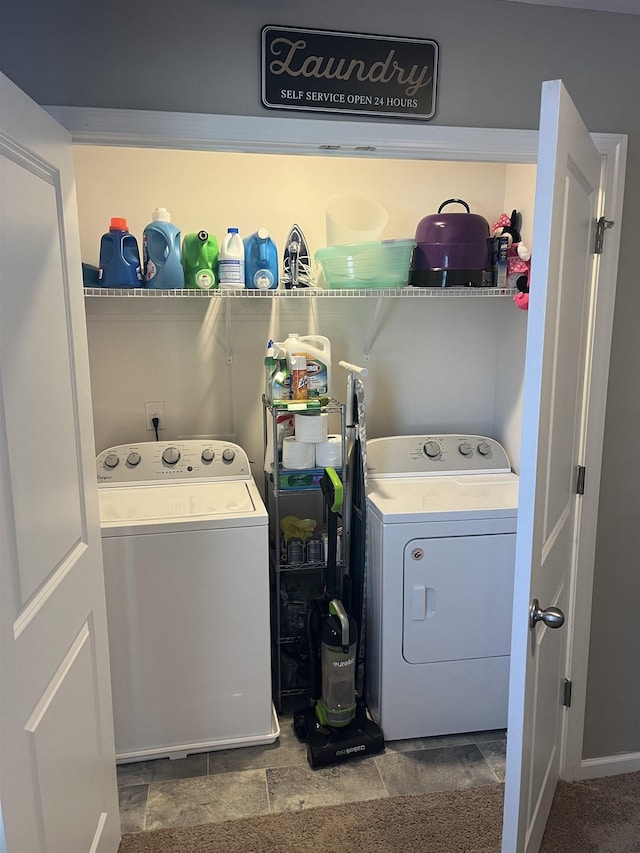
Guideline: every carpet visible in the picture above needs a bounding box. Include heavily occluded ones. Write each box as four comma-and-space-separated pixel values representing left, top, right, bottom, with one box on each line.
118, 771, 640, 853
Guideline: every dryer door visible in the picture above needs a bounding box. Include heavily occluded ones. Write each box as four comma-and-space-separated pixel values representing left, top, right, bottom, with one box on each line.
403, 534, 515, 664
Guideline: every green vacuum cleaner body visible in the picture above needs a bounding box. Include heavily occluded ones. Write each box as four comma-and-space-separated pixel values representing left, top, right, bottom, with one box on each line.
316, 599, 358, 728
294, 466, 385, 768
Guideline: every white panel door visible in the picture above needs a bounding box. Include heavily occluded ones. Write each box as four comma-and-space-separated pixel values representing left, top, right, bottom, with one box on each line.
502, 80, 603, 852
0, 72, 120, 853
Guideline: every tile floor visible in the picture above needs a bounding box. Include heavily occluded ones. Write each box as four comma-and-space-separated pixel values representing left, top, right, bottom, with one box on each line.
118, 717, 507, 834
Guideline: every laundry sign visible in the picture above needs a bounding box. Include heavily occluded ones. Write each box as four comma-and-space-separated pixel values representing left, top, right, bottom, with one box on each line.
261, 26, 438, 121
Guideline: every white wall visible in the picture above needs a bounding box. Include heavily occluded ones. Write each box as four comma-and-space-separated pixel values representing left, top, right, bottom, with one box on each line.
77, 147, 534, 479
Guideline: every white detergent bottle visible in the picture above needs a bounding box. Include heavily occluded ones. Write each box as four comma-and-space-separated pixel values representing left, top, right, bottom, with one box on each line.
281, 332, 331, 399
218, 227, 245, 288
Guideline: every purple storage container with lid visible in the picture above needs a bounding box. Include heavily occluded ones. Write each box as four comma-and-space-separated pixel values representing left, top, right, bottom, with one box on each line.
409, 198, 492, 287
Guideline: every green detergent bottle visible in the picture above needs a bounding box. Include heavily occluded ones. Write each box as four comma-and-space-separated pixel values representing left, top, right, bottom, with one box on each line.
182, 230, 219, 289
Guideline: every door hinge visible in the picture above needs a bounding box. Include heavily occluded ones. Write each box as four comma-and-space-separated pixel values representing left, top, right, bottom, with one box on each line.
576, 465, 586, 495
563, 678, 573, 708
594, 217, 615, 254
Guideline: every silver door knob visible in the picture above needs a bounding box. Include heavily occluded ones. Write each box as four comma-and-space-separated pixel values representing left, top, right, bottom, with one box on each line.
530, 599, 565, 630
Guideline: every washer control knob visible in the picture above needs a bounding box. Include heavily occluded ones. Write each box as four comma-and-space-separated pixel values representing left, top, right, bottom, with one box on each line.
477, 441, 491, 456
459, 441, 473, 456
423, 440, 441, 459
222, 447, 236, 463
104, 453, 119, 469
126, 452, 141, 466
162, 446, 181, 465
201, 448, 215, 463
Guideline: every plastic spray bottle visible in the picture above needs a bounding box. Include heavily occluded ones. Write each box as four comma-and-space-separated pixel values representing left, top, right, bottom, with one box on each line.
264, 341, 277, 401
269, 343, 291, 402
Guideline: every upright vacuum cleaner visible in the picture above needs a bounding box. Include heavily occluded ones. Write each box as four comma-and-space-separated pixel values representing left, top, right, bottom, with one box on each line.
293, 466, 385, 768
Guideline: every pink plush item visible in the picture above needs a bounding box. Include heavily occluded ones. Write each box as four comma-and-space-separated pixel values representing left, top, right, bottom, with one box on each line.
514, 290, 529, 310
492, 213, 512, 233
508, 243, 529, 277
492, 211, 531, 311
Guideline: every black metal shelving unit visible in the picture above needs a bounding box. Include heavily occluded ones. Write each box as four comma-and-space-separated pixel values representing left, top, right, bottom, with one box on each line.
262, 396, 347, 712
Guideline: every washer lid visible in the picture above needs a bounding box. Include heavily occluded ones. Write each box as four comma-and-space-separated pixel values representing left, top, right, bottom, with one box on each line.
99, 480, 267, 536
367, 473, 519, 524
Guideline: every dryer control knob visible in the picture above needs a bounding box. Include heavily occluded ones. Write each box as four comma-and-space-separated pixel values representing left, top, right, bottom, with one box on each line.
104, 453, 119, 469
162, 446, 181, 465
459, 441, 473, 456
222, 447, 236, 463
127, 452, 141, 466
423, 440, 441, 459
201, 448, 215, 463
477, 441, 491, 456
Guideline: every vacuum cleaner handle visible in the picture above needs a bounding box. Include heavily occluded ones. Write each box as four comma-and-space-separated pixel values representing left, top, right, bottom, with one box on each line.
329, 599, 350, 647
320, 467, 343, 597
320, 467, 343, 513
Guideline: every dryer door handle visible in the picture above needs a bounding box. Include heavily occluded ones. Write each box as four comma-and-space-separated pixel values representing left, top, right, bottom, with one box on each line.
411, 585, 426, 621
411, 585, 436, 620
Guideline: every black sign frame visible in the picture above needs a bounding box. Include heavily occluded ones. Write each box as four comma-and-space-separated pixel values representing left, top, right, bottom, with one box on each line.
261, 26, 438, 121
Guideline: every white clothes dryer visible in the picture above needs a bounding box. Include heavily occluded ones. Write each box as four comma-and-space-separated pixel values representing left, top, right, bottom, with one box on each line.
97, 439, 278, 763
365, 434, 518, 742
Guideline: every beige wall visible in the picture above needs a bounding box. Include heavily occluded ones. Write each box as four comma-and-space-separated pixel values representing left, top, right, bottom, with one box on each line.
73, 146, 522, 270
77, 147, 531, 481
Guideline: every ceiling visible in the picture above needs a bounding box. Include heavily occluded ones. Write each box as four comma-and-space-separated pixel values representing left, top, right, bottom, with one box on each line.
502, 0, 640, 12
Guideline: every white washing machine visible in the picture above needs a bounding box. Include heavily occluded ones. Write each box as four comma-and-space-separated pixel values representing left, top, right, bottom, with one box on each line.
97, 439, 278, 763
365, 434, 518, 742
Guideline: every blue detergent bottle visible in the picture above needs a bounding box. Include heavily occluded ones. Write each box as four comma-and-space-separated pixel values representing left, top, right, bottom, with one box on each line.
98, 217, 143, 288
143, 207, 184, 289
244, 228, 279, 289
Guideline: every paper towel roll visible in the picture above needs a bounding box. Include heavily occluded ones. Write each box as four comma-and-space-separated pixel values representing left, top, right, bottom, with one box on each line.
315, 434, 343, 468
294, 412, 329, 443
282, 436, 316, 470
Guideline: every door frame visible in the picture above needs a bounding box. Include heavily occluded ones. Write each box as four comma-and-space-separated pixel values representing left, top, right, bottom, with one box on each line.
46, 102, 627, 781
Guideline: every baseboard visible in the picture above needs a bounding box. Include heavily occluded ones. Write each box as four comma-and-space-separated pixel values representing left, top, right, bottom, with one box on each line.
579, 751, 640, 779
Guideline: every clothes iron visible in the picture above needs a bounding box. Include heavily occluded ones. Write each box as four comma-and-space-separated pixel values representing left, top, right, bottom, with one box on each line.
281, 224, 316, 288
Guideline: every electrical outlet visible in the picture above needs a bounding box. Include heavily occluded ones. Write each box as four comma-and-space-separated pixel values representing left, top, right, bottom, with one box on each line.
144, 401, 165, 431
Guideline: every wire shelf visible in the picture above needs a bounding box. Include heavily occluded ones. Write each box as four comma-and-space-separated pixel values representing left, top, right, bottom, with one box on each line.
84, 286, 517, 299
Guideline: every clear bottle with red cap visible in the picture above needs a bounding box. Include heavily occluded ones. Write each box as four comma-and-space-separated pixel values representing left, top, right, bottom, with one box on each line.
98, 217, 143, 288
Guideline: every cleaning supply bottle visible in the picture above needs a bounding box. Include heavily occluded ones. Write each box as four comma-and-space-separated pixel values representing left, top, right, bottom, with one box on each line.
269, 343, 291, 402
98, 217, 143, 288
244, 228, 278, 289
291, 354, 308, 400
182, 230, 219, 289
281, 333, 332, 399
264, 340, 277, 401
143, 207, 183, 289
218, 227, 245, 289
